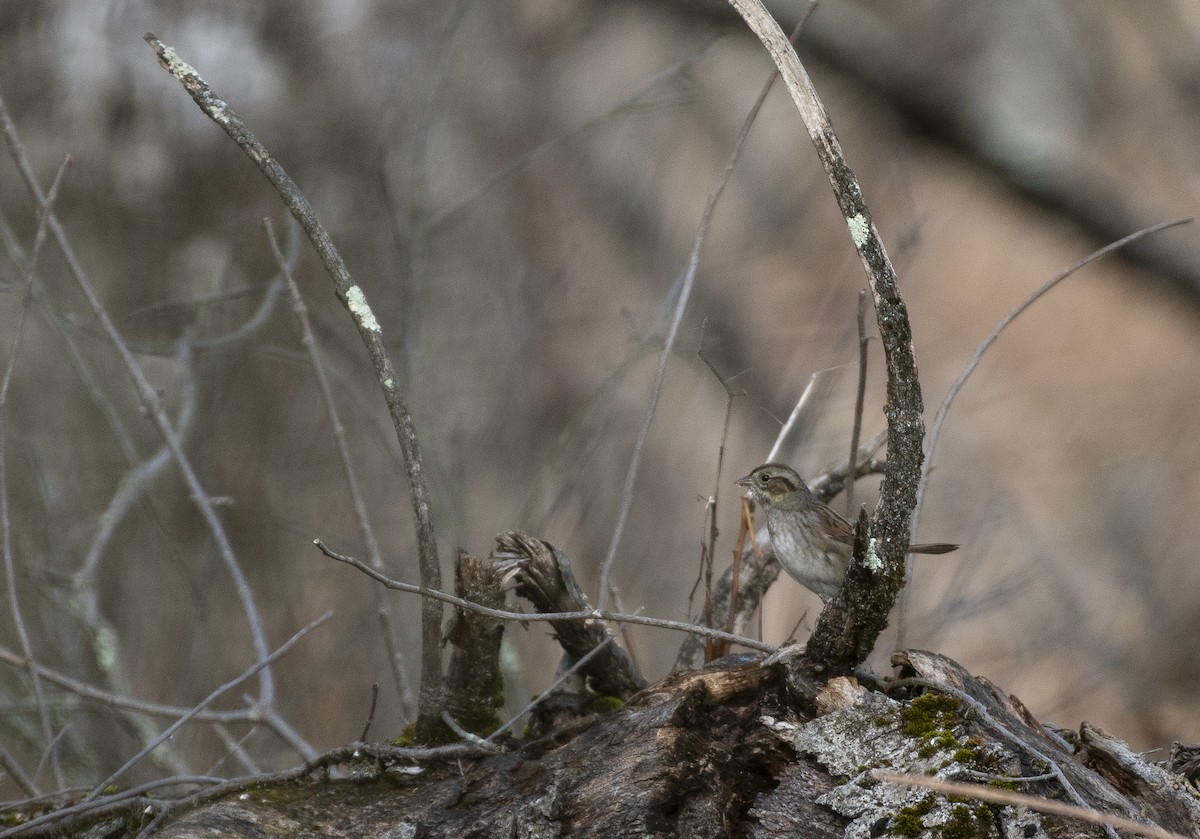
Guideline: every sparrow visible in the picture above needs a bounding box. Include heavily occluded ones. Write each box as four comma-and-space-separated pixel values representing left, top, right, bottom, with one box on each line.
736, 463, 957, 602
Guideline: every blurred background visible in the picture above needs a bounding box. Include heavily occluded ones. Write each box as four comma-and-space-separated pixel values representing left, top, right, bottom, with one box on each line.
2, 0, 1199, 793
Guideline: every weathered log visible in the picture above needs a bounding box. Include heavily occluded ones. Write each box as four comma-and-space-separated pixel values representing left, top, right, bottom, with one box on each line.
43, 650, 1196, 838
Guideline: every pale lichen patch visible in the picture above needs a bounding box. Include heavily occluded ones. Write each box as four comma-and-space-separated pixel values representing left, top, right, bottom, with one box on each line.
864, 537, 884, 571
346, 285, 381, 332
847, 212, 870, 249
773, 690, 1027, 839
158, 43, 201, 81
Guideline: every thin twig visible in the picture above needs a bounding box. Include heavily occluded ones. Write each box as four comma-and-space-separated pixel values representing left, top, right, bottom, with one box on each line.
67, 339, 199, 778
697, 326, 745, 661
887, 677, 1123, 839
4, 737, 489, 839
728, 0, 929, 671
724, 500, 753, 643
401, 0, 473, 381
0, 89, 276, 704
76, 342, 198, 583
912, 218, 1193, 539
145, 34, 445, 738
765, 371, 820, 464
317, 539, 775, 654
0, 643, 299, 737
484, 637, 618, 742
358, 683, 380, 744
0, 744, 37, 799
0, 776, 225, 838
440, 710, 501, 752
208, 725, 260, 777
0, 208, 139, 465
875, 772, 1186, 839
423, 40, 714, 236
0, 154, 70, 791
85, 612, 332, 801
845, 288, 869, 515
253, 704, 320, 764
594, 5, 818, 609
264, 218, 415, 720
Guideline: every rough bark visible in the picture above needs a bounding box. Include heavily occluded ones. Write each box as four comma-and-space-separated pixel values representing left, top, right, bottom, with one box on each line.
31, 651, 1198, 838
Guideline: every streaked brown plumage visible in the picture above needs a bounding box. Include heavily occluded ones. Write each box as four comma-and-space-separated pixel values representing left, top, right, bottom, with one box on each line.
736, 463, 957, 602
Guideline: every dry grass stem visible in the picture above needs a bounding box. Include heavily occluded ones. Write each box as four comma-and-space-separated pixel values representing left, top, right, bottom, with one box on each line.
876, 772, 1188, 839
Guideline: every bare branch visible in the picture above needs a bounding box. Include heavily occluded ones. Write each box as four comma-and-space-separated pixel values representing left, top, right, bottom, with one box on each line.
316, 539, 775, 655
676, 435, 888, 670
594, 3, 818, 609
912, 217, 1193, 538
85, 612, 332, 801
0, 89, 276, 705
727, 0, 928, 671
484, 637, 618, 743
144, 33, 445, 740
264, 217, 416, 720
845, 289, 870, 516
875, 773, 1186, 839
0, 154, 70, 791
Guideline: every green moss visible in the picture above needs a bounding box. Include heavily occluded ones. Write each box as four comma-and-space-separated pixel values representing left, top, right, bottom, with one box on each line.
893, 809, 926, 837
588, 695, 626, 713
900, 693, 964, 761
901, 694, 961, 739
389, 718, 460, 747
939, 803, 990, 839
893, 795, 937, 837
951, 748, 976, 764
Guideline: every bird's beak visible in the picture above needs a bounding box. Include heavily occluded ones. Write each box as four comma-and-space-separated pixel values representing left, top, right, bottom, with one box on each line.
735, 474, 752, 488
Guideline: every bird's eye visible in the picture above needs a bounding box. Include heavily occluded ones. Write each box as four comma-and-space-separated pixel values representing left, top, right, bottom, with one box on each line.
757, 474, 768, 484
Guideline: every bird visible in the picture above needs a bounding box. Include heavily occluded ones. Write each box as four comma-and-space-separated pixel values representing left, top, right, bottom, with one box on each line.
735, 463, 957, 602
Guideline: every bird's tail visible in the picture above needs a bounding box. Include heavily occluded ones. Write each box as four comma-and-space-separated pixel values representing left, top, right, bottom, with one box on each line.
908, 543, 958, 554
